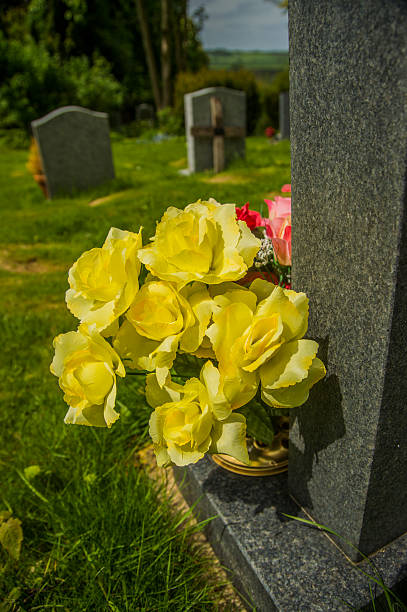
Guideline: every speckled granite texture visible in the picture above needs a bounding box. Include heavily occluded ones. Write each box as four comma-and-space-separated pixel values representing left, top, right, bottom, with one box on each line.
279, 91, 290, 140
174, 460, 407, 611
288, 0, 407, 561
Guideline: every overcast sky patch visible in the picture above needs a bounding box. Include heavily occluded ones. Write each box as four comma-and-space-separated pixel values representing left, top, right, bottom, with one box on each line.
189, 0, 288, 51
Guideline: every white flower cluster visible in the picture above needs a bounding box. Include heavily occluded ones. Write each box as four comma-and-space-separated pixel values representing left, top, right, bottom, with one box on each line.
254, 235, 275, 268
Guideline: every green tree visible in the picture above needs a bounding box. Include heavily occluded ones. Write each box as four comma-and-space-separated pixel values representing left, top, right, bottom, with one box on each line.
0, 0, 208, 119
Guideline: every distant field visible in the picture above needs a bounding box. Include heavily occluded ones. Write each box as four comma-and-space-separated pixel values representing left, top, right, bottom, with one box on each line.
207, 49, 289, 71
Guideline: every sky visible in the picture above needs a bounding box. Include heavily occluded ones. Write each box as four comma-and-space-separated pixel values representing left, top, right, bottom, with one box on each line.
188, 0, 288, 51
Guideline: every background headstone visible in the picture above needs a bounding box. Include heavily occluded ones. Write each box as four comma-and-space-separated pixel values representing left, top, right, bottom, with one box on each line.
289, 0, 407, 561
184, 87, 246, 173
31, 106, 115, 199
279, 91, 290, 140
136, 103, 154, 123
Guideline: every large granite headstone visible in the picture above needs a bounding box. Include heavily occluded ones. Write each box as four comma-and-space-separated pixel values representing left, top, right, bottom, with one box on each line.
31, 106, 115, 199
289, 0, 407, 562
279, 91, 290, 140
184, 87, 246, 173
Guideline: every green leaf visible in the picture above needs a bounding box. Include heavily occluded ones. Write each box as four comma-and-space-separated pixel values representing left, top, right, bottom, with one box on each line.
171, 352, 203, 380
0, 516, 23, 560
239, 398, 275, 446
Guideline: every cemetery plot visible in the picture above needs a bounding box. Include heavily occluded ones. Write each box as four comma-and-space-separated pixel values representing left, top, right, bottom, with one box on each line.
174, 0, 407, 610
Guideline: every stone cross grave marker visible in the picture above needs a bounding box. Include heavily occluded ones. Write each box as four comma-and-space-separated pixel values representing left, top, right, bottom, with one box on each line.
31, 106, 115, 199
184, 87, 246, 173
173, 1, 407, 609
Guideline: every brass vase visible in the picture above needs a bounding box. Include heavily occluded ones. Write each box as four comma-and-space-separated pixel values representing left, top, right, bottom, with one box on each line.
212, 416, 289, 476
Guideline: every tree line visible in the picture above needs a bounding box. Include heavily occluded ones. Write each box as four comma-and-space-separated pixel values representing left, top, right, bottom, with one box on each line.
0, 0, 208, 128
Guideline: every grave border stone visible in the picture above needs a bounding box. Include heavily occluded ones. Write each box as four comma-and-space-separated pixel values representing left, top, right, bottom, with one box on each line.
173, 461, 407, 611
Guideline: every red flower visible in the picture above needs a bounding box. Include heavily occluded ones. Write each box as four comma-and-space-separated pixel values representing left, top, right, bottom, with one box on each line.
265, 126, 276, 138
236, 202, 262, 230
281, 184, 291, 193
237, 268, 279, 286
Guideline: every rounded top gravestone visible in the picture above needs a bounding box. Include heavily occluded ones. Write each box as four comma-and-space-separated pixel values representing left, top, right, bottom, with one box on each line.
31, 106, 115, 199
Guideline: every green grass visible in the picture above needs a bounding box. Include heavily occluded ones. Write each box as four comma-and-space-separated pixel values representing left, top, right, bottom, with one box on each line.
0, 132, 290, 609
207, 50, 289, 72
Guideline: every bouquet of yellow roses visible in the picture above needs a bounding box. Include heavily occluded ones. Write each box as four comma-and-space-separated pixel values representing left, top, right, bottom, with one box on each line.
51, 199, 325, 467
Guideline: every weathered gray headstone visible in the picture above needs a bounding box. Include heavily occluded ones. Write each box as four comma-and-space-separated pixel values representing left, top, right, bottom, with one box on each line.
279, 91, 290, 140
136, 103, 154, 122
289, 0, 407, 562
184, 87, 246, 173
31, 106, 115, 199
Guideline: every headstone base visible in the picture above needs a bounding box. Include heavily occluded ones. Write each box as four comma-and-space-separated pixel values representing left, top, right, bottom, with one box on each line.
173, 457, 407, 612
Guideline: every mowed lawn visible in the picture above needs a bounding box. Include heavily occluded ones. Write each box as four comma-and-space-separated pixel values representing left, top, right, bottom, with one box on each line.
0, 133, 290, 610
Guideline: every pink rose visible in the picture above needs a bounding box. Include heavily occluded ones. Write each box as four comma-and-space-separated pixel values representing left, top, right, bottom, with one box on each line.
236, 202, 262, 230
281, 184, 291, 193
263, 196, 292, 266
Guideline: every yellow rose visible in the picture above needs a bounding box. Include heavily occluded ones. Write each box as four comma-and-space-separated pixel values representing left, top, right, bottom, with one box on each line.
206, 279, 325, 408
179, 282, 215, 358
113, 280, 195, 386
199, 357, 256, 416
207, 281, 308, 371
50, 325, 125, 427
66, 227, 142, 333
138, 199, 260, 288
146, 362, 249, 466
205, 283, 261, 407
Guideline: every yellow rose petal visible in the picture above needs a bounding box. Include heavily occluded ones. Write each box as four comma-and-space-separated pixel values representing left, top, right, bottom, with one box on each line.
260, 339, 319, 390
261, 357, 326, 408
256, 285, 308, 342
209, 413, 249, 465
